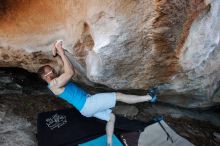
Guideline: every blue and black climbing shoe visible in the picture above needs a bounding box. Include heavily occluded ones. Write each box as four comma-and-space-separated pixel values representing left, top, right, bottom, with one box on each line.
147, 87, 159, 103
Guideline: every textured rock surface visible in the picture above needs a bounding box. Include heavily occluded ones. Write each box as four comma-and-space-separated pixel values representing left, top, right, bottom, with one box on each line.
0, 104, 36, 146
0, 0, 220, 107
114, 105, 139, 118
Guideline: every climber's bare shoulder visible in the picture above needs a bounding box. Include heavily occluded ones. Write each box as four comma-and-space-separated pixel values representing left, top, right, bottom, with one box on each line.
52, 72, 73, 88
49, 78, 65, 95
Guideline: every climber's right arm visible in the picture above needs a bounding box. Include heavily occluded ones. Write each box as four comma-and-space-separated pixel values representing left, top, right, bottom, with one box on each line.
52, 42, 75, 88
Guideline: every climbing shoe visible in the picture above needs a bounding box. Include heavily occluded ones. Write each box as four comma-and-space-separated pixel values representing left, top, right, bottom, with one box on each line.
147, 87, 159, 103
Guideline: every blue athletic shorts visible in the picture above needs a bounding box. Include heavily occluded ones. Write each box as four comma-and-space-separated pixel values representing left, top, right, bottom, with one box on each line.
80, 92, 116, 121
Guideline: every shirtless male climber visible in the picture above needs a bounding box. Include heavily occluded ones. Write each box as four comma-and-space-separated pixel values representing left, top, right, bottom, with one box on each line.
37, 40, 158, 146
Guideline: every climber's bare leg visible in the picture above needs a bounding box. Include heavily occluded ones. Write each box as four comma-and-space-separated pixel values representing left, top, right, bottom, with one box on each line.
106, 113, 115, 146
106, 93, 152, 146
116, 92, 152, 104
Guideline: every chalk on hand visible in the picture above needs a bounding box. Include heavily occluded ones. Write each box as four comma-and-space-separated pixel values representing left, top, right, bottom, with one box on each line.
53, 39, 63, 57
55, 39, 63, 48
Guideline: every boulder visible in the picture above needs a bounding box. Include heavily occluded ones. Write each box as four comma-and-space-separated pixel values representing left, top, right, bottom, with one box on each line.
0, 0, 220, 107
